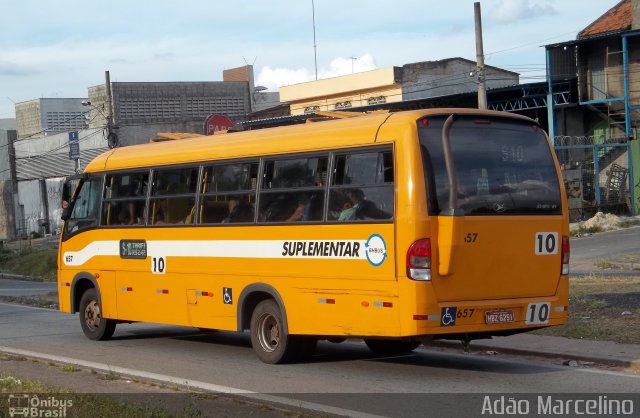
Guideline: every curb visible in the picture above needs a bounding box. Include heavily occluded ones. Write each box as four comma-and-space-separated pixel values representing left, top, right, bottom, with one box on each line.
428, 340, 640, 371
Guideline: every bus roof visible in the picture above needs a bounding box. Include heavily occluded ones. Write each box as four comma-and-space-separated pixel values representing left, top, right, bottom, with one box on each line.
86, 108, 536, 173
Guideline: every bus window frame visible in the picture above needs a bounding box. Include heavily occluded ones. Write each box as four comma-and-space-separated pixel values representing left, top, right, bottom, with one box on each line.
62, 144, 396, 239
200, 159, 259, 225
258, 152, 330, 224
327, 146, 395, 223
62, 174, 105, 241
101, 169, 152, 228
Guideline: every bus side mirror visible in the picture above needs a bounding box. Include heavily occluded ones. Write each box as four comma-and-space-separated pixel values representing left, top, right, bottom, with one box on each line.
61, 206, 72, 221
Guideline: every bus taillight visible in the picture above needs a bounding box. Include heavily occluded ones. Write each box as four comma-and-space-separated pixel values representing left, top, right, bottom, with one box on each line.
407, 239, 431, 281
561, 235, 570, 275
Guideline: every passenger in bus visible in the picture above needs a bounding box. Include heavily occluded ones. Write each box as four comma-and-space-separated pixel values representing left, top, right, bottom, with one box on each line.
338, 189, 364, 220
285, 194, 315, 222
222, 197, 253, 223
117, 207, 131, 225
338, 189, 389, 221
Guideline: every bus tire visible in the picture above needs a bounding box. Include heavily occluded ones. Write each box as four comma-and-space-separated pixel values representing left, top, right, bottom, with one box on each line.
79, 288, 116, 341
250, 299, 299, 364
364, 339, 420, 354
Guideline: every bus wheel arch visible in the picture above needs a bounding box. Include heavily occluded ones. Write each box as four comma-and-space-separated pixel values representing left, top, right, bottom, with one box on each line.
70, 273, 100, 314
239, 284, 310, 364
237, 284, 288, 333
70, 273, 116, 341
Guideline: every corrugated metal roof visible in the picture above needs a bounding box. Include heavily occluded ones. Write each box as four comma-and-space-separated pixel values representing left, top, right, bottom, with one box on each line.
16, 147, 109, 181
578, 0, 631, 39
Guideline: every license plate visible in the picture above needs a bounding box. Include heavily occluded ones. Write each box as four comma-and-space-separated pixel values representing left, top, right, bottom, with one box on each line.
485, 309, 515, 324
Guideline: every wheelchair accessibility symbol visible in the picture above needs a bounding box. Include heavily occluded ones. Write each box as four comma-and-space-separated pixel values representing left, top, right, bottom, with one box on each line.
223, 287, 233, 305
440, 307, 457, 327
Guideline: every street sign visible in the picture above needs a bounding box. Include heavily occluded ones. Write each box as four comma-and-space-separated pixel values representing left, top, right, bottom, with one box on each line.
204, 114, 234, 135
68, 131, 80, 160
68, 142, 80, 159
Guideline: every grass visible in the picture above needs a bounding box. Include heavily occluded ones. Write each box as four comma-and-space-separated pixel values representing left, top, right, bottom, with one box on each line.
570, 223, 603, 237
0, 292, 59, 310
60, 364, 80, 373
534, 275, 640, 344
593, 259, 613, 269
0, 247, 57, 281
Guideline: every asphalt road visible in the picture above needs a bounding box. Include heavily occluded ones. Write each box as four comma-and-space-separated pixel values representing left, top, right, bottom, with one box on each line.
0, 278, 56, 297
571, 225, 640, 261
1, 302, 639, 417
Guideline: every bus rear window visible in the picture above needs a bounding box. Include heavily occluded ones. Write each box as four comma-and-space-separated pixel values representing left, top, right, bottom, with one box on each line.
418, 116, 562, 215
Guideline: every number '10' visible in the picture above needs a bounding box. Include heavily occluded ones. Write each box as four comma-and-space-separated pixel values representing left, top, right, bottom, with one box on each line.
537, 234, 555, 253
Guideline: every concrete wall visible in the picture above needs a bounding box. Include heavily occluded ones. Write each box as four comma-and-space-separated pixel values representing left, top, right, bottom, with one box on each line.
402, 59, 519, 101
0, 130, 16, 240
252, 91, 280, 113
13, 128, 106, 159
15, 98, 88, 140
88, 82, 251, 145
15, 100, 42, 140
16, 180, 42, 237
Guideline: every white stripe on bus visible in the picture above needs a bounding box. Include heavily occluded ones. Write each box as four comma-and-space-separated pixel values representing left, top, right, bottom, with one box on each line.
63, 239, 369, 266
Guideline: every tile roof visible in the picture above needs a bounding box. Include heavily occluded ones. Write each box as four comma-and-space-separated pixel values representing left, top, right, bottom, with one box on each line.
578, 0, 632, 39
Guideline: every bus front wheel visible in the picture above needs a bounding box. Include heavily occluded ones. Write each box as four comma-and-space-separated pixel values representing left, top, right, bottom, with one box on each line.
79, 288, 116, 341
250, 299, 301, 364
364, 339, 421, 354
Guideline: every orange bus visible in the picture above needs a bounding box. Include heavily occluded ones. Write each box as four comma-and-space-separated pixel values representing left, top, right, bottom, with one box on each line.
58, 109, 569, 363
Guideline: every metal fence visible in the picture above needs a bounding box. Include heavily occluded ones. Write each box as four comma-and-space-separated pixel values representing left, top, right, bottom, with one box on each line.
554, 136, 634, 222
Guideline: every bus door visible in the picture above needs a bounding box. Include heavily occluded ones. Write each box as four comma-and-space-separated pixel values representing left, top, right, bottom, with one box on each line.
418, 114, 567, 302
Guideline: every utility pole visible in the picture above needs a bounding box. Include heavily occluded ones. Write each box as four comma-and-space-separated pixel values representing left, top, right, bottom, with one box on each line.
105, 70, 118, 148
474, 2, 487, 110
311, 0, 318, 80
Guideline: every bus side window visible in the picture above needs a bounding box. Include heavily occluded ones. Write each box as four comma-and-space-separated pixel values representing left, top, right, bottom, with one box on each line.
200, 161, 259, 224
102, 172, 149, 226
259, 155, 327, 223
64, 177, 102, 236
328, 150, 394, 222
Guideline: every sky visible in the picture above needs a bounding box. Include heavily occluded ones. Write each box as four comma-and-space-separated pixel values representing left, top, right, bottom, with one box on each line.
0, 0, 622, 118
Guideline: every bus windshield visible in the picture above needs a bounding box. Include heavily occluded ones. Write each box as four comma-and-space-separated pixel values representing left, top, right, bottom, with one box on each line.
418, 115, 562, 216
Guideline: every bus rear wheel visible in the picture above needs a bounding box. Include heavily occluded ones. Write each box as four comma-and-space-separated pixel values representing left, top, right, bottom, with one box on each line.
250, 299, 301, 364
364, 339, 420, 354
79, 288, 116, 341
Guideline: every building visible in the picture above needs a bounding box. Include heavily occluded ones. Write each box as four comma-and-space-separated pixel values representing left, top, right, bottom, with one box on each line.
0, 125, 17, 240
15, 98, 88, 140
12, 129, 108, 237
280, 58, 519, 116
223, 65, 280, 113
545, 0, 640, 218
87, 80, 252, 146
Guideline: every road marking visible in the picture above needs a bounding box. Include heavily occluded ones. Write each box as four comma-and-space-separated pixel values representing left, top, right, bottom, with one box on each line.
0, 346, 384, 418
